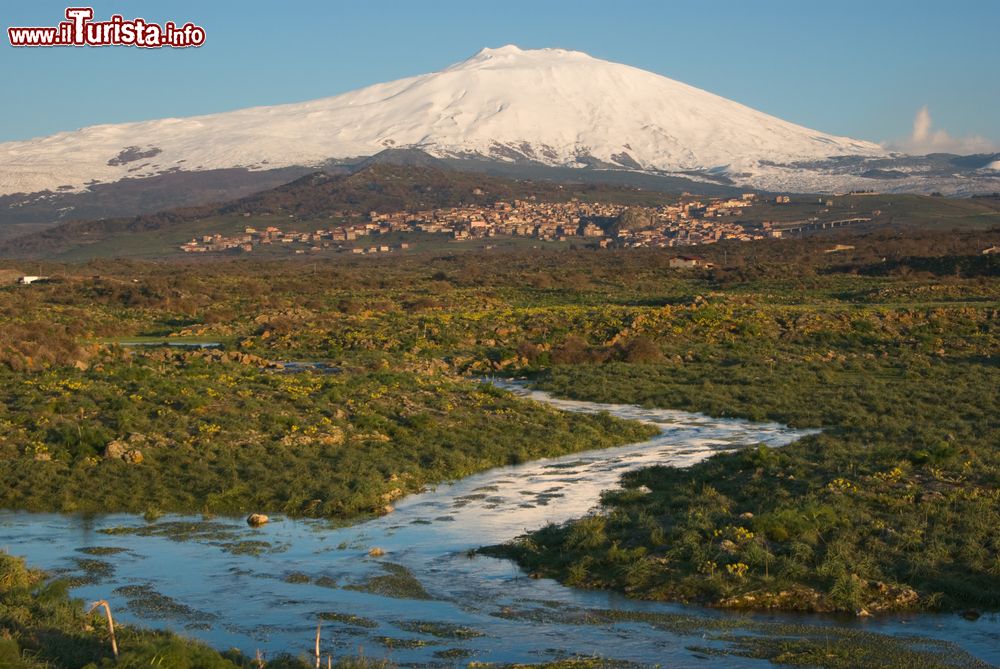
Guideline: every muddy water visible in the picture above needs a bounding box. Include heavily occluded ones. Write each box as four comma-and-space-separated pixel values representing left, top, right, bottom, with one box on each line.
0, 383, 996, 667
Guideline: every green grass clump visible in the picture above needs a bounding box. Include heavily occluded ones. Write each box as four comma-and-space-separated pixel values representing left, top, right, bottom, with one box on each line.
344, 562, 432, 600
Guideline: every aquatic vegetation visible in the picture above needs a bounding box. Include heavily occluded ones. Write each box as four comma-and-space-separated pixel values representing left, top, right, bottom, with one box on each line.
112, 584, 217, 623
316, 612, 378, 628
469, 656, 645, 669
314, 575, 338, 589
371, 635, 440, 649
394, 620, 483, 639
75, 546, 128, 556
344, 562, 433, 600
703, 627, 997, 669
64, 557, 114, 586
487, 603, 992, 668
433, 647, 474, 659
218, 539, 285, 556
100, 520, 242, 542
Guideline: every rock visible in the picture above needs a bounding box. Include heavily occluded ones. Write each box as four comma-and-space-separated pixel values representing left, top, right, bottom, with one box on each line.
354, 432, 391, 443
104, 439, 128, 460
368, 547, 385, 557
860, 579, 919, 612
856, 608, 871, 617
379, 488, 403, 503
718, 585, 828, 612
122, 449, 143, 464
739, 511, 754, 519
33, 452, 52, 462
104, 433, 157, 463
318, 428, 345, 446
720, 539, 738, 553
377, 505, 394, 515
961, 609, 981, 621
246, 513, 269, 527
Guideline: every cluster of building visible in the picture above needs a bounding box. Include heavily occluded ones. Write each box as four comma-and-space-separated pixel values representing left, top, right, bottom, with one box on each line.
179, 224, 409, 255
177, 193, 831, 254
620, 195, 779, 247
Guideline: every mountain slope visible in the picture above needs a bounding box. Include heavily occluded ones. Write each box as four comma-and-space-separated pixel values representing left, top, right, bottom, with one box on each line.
2, 45, 997, 207
0, 46, 884, 197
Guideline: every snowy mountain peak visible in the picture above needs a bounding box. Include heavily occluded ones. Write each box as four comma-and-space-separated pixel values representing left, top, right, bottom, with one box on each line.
0, 46, 972, 200
472, 44, 526, 58
467, 44, 588, 61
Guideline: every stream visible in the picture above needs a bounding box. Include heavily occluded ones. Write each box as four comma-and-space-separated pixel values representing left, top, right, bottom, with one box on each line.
0, 382, 996, 667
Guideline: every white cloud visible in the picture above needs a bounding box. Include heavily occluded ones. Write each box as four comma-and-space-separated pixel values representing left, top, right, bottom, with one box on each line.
885, 106, 997, 155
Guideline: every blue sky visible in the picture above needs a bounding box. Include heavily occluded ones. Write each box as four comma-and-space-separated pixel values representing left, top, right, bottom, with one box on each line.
2, 0, 998, 151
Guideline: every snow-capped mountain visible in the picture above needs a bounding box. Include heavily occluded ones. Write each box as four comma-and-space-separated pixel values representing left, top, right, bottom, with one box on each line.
0, 45, 996, 204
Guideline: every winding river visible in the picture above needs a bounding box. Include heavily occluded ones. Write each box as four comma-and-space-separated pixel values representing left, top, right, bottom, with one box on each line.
0, 382, 996, 667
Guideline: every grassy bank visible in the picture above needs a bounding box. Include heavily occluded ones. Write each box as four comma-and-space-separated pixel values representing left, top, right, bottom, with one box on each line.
489, 302, 1000, 613
0, 358, 653, 518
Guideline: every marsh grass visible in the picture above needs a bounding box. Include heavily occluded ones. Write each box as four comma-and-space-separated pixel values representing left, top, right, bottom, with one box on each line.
112, 584, 217, 623
74, 547, 128, 557
316, 612, 377, 629
344, 562, 432, 600
394, 620, 483, 639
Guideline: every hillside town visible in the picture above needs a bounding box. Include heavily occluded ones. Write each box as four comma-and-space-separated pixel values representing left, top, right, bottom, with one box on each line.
179, 193, 868, 255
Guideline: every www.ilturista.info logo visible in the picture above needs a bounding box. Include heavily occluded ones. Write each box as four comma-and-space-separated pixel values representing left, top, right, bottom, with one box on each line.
8, 7, 205, 48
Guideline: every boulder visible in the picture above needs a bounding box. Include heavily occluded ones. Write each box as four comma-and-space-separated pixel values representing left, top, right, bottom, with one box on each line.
104, 439, 128, 460
122, 449, 144, 464
104, 433, 159, 463
246, 513, 269, 527
379, 488, 403, 504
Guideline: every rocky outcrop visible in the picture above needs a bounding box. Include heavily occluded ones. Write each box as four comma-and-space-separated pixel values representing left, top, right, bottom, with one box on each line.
718, 578, 920, 615
718, 585, 826, 612
142, 347, 283, 369
196, 349, 284, 369
104, 432, 164, 464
